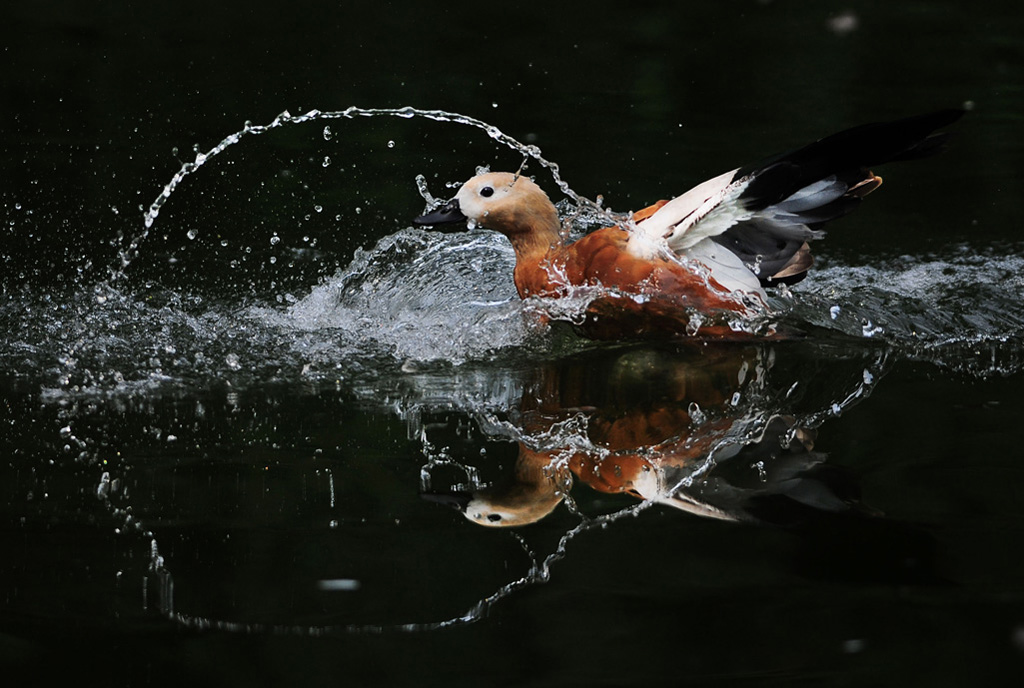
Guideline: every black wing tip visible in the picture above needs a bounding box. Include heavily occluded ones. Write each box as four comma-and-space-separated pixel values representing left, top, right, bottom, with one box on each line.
855, 107, 966, 135
737, 108, 965, 208
738, 107, 966, 178
912, 107, 967, 129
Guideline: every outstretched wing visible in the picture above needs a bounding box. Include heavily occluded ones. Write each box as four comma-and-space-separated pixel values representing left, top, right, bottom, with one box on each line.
635, 109, 965, 287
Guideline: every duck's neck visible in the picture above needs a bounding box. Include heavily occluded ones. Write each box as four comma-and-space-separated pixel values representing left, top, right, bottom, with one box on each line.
498, 205, 563, 298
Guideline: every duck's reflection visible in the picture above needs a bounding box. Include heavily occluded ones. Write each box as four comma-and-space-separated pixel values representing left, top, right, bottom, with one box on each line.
425, 342, 875, 527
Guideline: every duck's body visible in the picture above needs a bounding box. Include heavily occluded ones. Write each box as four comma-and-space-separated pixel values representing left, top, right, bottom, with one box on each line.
518, 220, 757, 338
414, 110, 963, 339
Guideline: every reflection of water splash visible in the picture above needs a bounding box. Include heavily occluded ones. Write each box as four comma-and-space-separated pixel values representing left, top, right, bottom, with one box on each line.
168, 492, 658, 635
77, 425, 176, 618
0, 335, 955, 636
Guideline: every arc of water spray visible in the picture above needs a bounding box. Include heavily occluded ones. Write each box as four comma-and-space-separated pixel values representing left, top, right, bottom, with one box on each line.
118, 106, 623, 284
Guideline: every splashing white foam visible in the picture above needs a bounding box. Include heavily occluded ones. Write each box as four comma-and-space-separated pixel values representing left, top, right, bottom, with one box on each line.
259, 228, 529, 365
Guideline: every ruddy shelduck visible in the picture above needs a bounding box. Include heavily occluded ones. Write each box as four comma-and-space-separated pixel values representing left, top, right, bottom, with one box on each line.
414, 110, 964, 339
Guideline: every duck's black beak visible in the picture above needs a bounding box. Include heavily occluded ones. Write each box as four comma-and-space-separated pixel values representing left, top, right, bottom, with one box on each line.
412, 199, 467, 227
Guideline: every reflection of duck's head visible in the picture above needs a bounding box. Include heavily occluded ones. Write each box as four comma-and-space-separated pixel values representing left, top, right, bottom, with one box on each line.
423, 446, 572, 528
448, 485, 566, 528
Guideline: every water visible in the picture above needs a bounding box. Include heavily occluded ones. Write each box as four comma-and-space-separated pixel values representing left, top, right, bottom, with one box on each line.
4, 105, 1023, 633
4, 3, 1024, 684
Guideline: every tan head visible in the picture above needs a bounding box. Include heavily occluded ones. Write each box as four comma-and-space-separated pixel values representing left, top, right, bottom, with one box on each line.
413, 172, 561, 251
454, 173, 554, 232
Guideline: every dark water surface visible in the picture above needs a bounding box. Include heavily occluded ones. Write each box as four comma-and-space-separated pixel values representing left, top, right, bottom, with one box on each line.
3, 2, 1024, 686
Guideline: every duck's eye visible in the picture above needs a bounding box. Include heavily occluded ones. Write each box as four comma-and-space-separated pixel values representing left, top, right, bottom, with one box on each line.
487, 513, 502, 522
480, 186, 494, 198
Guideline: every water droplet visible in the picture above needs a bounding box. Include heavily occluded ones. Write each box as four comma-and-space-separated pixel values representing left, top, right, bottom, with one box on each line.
186, 229, 198, 240
1011, 625, 1024, 650
314, 205, 323, 213
317, 578, 360, 591
862, 320, 883, 337
752, 460, 767, 481
96, 472, 111, 500
387, 140, 395, 148
270, 235, 280, 246
830, 305, 841, 320
323, 126, 333, 141
322, 156, 331, 167
748, 255, 764, 275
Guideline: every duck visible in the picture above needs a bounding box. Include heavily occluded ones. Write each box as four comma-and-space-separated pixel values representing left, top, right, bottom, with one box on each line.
413, 109, 964, 339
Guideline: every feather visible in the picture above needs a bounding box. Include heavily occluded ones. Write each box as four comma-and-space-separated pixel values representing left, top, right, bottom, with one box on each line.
637, 109, 964, 287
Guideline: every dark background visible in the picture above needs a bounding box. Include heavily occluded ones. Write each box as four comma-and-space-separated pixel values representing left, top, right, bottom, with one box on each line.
5, 1, 1021, 283
3, 2, 1024, 687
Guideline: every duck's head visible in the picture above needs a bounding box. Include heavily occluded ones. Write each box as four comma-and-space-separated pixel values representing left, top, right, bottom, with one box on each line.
413, 172, 559, 243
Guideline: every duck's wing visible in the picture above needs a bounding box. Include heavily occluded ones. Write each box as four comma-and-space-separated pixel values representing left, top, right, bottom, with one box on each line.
635, 109, 965, 287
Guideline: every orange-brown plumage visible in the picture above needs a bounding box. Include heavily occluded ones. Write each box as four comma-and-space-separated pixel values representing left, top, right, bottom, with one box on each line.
421, 172, 757, 339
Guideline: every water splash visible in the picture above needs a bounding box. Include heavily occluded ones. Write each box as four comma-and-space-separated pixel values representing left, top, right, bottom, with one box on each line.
265, 227, 529, 365
119, 106, 624, 286
786, 248, 1024, 375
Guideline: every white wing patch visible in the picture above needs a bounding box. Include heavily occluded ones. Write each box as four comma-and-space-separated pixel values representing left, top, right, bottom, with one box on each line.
634, 168, 748, 251
629, 168, 763, 297
683, 238, 767, 299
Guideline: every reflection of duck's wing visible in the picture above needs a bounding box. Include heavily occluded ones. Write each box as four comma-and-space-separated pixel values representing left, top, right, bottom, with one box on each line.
626, 465, 740, 522
663, 416, 874, 526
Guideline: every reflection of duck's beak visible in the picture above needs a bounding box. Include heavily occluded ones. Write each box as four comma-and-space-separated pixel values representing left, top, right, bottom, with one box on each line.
420, 490, 472, 511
